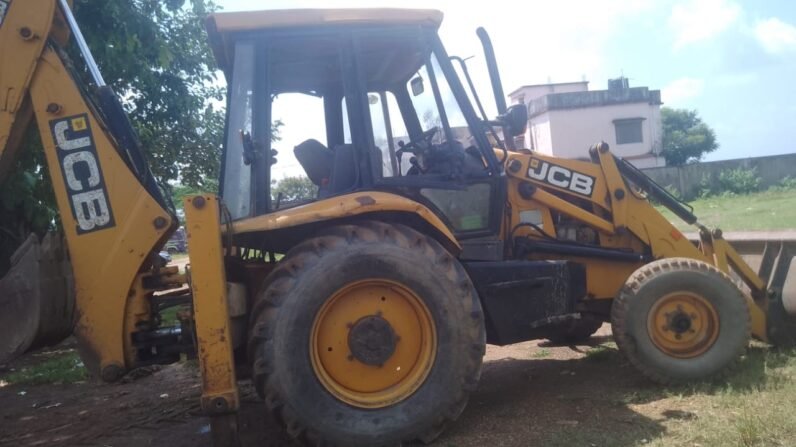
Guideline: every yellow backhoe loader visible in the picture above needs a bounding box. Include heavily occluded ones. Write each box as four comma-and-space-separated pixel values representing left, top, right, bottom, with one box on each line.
2, 1, 795, 445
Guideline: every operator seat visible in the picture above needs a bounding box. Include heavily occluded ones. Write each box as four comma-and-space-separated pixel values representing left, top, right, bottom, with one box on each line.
294, 139, 334, 187
294, 139, 357, 197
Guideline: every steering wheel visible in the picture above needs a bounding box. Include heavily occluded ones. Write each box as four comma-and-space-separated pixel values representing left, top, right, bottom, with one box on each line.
399, 126, 439, 155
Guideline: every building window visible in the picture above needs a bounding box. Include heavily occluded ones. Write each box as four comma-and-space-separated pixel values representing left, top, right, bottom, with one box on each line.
614, 118, 644, 145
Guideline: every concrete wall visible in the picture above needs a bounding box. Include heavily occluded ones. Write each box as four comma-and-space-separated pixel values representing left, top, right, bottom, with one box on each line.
526, 102, 665, 167
642, 153, 796, 199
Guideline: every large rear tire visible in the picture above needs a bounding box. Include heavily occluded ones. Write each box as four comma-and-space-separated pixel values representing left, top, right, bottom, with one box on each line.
611, 258, 750, 384
248, 221, 485, 446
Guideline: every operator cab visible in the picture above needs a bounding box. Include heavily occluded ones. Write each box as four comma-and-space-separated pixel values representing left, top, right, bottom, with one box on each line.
207, 9, 508, 236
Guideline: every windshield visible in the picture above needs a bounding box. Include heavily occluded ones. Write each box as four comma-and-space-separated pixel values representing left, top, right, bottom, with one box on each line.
408, 54, 473, 147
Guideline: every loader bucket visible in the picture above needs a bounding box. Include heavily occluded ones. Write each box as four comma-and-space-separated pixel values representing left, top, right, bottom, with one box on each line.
722, 234, 796, 347
761, 241, 796, 346
0, 232, 75, 365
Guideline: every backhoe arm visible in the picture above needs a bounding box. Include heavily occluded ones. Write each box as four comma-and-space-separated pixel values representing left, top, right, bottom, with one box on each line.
0, 0, 175, 379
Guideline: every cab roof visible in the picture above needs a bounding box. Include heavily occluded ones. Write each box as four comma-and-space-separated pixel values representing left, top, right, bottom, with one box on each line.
206, 8, 444, 74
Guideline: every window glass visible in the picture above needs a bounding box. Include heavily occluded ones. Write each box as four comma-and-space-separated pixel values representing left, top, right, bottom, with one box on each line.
408, 54, 473, 146
421, 183, 492, 231
270, 93, 325, 203
265, 32, 347, 207
615, 119, 644, 145
367, 92, 406, 177
221, 42, 254, 220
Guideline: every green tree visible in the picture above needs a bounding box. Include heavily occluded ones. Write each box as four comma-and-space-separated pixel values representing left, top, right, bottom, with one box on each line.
271, 176, 317, 203
71, 0, 223, 188
1, 0, 222, 273
661, 107, 719, 166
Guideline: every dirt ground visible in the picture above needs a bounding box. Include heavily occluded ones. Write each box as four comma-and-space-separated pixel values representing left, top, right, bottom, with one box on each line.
0, 326, 710, 446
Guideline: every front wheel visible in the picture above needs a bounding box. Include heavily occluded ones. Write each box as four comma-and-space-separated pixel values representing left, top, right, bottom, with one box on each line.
248, 221, 485, 446
611, 258, 750, 384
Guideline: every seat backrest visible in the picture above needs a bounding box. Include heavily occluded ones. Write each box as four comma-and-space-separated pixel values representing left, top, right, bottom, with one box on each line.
328, 144, 357, 195
294, 139, 334, 186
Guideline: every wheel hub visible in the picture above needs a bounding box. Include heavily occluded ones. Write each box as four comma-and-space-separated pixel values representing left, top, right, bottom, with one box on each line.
668, 310, 693, 334
648, 292, 720, 358
348, 314, 397, 366
310, 279, 436, 408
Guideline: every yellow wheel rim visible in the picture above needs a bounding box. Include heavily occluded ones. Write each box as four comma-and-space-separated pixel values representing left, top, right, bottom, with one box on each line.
647, 291, 720, 358
310, 279, 437, 408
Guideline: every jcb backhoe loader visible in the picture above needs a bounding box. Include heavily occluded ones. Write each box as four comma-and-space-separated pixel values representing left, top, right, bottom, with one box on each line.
2, 1, 795, 445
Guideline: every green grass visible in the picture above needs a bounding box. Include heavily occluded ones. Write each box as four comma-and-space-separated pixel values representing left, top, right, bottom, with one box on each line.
545, 346, 796, 447
646, 347, 796, 447
1, 350, 87, 386
656, 189, 796, 232
159, 305, 183, 326
584, 344, 618, 363
532, 348, 551, 359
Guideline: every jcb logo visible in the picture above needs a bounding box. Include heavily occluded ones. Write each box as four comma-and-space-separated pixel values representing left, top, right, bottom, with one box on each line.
0, 1, 11, 28
49, 114, 115, 234
527, 158, 595, 197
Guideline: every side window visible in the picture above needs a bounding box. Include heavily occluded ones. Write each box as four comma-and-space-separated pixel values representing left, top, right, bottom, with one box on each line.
368, 92, 407, 177
270, 93, 326, 203
221, 42, 254, 220
421, 183, 492, 232
614, 118, 644, 145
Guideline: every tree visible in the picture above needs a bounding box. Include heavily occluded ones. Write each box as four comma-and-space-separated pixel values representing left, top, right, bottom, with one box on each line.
661, 107, 718, 166
1, 0, 222, 273
71, 0, 224, 188
271, 176, 317, 203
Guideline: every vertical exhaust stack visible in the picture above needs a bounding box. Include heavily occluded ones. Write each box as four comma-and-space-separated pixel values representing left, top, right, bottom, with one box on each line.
476, 27, 507, 114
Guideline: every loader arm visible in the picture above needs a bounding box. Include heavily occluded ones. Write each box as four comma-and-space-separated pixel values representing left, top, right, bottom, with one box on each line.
502, 142, 795, 343
0, 0, 176, 378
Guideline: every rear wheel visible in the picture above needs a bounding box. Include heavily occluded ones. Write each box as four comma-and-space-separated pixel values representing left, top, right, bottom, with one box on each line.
611, 258, 750, 384
248, 221, 485, 446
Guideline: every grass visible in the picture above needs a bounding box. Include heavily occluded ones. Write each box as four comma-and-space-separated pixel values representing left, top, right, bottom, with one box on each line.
656, 189, 796, 232
584, 343, 617, 363
646, 347, 796, 447
532, 348, 551, 359
545, 346, 796, 447
1, 350, 87, 386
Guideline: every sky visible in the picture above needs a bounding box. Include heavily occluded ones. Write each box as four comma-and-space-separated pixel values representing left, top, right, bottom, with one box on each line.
216, 0, 796, 164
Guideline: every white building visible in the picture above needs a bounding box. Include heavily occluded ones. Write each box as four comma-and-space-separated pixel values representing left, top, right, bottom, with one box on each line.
508, 78, 666, 168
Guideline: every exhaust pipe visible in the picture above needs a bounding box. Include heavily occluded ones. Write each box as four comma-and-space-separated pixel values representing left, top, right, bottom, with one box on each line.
476, 27, 507, 115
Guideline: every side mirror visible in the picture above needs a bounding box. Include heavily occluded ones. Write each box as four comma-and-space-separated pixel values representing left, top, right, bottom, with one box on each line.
499, 104, 528, 137
410, 77, 425, 96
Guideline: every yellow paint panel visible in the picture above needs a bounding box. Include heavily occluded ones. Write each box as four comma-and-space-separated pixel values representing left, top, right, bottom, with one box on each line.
231, 191, 460, 251
29, 48, 172, 373
184, 195, 239, 412
207, 8, 443, 72
210, 8, 442, 33
0, 0, 55, 177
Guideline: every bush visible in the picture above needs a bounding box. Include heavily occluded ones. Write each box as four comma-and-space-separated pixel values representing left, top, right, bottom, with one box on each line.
698, 173, 716, 198
769, 176, 796, 192
664, 184, 682, 200
696, 167, 762, 198
718, 167, 761, 195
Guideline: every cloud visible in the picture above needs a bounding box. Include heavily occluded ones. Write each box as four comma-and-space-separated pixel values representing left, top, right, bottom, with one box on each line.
669, 0, 742, 49
754, 18, 796, 54
663, 78, 705, 104
715, 72, 756, 87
